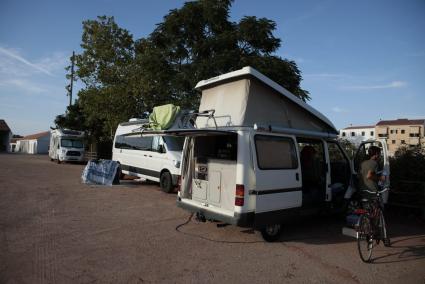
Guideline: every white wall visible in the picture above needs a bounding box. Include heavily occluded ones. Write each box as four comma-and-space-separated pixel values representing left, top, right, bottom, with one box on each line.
339, 127, 375, 146
37, 136, 49, 154
16, 135, 50, 154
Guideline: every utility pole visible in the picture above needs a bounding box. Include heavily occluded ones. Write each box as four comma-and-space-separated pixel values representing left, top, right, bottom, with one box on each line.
67, 51, 75, 107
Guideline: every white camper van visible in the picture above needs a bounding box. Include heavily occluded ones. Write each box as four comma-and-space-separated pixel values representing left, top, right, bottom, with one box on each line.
130, 67, 390, 241
49, 129, 85, 163
112, 119, 185, 193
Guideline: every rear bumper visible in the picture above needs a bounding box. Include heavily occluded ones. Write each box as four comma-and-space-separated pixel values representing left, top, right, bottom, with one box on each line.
177, 198, 254, 227
177, 198, 307, 229
61, 155, 85, 162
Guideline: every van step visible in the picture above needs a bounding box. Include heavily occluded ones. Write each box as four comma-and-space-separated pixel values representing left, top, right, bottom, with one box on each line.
342, 227, 358, 239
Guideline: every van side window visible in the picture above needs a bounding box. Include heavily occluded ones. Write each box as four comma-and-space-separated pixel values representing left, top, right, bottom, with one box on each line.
327, 142, 350, 186
255, 135, 298, 170
115, 135, 153, 150
151, 136, 162, 152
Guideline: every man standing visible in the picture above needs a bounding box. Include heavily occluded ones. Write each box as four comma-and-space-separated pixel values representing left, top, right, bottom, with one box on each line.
359, 146, 383, 198
359, 145, 390, 246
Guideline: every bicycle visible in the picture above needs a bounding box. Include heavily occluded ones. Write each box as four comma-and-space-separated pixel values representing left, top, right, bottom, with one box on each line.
355, 188, 391, 263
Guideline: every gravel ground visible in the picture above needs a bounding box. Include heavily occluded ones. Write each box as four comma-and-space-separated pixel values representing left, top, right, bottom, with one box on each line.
0, 153, 424, 284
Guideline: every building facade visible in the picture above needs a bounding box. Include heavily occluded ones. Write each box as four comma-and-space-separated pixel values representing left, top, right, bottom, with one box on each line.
16, 131, 50, 154
339, 125, 375, 146
375, 119, 425, 156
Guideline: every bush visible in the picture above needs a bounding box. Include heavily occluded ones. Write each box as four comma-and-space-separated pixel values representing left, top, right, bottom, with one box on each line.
390, 146, 425, 182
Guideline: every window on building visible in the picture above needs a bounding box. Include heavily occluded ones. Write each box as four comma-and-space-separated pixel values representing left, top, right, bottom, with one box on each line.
390, 130, 394, 134
396, 130, 398, 134
342, 132, 346, 137
409, 133, 420, 137
401, 130, 405, 134
392, 140, 396, 144
370, 131, 374, 136
351, 132, 355, 137
401, 140, 405, 144
361, 131, 365, 136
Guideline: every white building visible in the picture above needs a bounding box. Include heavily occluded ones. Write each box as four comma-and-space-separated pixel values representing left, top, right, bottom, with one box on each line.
339, 125, 375, 146
16, 131, 50, 154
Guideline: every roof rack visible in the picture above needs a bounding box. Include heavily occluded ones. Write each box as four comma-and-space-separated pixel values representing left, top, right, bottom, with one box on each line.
254, 124, 338, 139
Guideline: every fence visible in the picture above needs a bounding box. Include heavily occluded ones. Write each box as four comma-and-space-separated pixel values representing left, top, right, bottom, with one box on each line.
388, 179, 425, 217
84, 151, 112, 161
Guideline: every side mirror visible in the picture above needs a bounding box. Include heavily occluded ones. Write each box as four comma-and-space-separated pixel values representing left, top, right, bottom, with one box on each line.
158, 144, 166, 153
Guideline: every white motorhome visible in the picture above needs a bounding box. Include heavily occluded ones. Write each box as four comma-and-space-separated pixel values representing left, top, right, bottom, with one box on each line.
131, 67, 390, 241
49, 129, 85, 163
112, 119, 185, 193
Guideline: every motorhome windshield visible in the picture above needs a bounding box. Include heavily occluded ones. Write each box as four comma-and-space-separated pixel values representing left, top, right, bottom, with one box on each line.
61, 139, 84, 148
163, 136, 185, 151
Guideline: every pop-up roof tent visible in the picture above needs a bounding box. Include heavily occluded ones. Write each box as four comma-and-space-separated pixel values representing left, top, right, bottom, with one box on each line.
194, 66, 337, 134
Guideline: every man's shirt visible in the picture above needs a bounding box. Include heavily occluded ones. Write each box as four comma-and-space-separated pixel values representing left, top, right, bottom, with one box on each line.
359, 159, 379, 192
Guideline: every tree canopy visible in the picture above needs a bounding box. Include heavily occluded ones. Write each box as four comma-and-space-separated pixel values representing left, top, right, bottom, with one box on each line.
56, 0, 309, 141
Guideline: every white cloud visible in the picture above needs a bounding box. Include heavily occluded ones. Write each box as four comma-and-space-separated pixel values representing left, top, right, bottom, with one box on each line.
332, 106, 348, 113
342, 81, 407, 90
0, 78, 46, 94
0, 45, 70, 98
0, 46, 53, 76
35, 52, 69, 74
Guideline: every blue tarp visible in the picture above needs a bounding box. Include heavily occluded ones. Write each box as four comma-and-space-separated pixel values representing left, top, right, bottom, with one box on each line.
82, 159, 119, 186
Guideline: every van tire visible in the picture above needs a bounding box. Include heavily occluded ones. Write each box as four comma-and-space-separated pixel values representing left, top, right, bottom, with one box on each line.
160, 171, 173, 193
260, 224, 282, 242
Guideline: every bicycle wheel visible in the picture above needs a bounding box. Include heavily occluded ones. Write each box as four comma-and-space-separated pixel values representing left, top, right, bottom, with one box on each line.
378, 210, 391, 247
357, 214, 374, 262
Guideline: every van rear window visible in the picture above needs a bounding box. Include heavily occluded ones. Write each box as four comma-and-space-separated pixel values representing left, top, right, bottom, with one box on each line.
255, 135, 298, 170
194, 134, 237, 161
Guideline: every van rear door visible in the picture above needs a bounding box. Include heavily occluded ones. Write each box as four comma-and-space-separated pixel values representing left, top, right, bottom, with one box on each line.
354, 139, 390, 202
127, 129, 238, 210
252, 133, 302, 213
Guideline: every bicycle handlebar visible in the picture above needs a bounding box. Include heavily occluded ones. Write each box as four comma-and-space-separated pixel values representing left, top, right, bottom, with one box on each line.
362, 188, 389, 195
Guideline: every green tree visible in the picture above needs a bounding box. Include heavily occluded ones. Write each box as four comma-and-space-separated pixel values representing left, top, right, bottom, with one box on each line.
54, 100, 86, 130
337, 138, 357, 159
60, 1, 310, 141
135, 0, 309, 110
74, 16, 143, 140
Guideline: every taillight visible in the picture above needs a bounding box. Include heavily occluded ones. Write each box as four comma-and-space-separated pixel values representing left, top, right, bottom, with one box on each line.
177, 176, 182, 192
235, 184, 244, 206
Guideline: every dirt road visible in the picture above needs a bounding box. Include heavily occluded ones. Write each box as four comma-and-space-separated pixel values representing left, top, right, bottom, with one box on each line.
0, 154, 424, 283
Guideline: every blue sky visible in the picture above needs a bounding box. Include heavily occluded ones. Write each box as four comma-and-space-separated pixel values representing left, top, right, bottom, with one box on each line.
1, 0, 424, 135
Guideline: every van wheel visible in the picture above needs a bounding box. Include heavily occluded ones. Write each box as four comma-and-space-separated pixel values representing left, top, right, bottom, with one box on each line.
261, 224, 282, 242
160, 172, 173, 193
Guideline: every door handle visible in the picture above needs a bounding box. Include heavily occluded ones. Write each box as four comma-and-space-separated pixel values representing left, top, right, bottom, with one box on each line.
148, 155, 152, 157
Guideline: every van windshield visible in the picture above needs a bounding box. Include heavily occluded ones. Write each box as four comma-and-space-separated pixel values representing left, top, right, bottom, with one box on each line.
61, 139, 84, 148
163, 136, 185, 151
